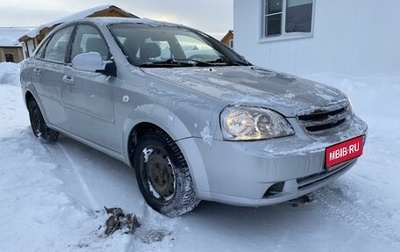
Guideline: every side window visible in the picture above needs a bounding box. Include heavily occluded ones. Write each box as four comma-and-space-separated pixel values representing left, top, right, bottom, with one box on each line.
38, 26, 74, 62
70, 24, 109, 61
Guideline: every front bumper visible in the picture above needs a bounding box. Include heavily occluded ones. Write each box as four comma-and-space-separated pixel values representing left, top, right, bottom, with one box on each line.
178, 116, 368, 207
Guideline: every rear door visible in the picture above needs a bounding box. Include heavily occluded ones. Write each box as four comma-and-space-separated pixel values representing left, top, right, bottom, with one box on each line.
32, 25, 74, 130
62, 24, 117, 151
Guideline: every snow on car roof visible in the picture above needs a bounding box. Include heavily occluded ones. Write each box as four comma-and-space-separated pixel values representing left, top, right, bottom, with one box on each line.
22, 5, 128, 39
23, 15, 186, 42
85, 17, 186, 28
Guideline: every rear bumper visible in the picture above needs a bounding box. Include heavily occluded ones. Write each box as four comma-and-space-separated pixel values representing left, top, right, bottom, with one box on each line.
178, 116, 367, 207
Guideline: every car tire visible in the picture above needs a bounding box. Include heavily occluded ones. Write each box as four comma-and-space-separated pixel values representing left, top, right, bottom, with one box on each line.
28, 99, 59, 142
134, 129, 200, 217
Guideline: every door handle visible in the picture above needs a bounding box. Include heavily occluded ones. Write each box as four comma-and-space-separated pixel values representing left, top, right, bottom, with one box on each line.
62, 75, 74, 85
33, 68, 41, 76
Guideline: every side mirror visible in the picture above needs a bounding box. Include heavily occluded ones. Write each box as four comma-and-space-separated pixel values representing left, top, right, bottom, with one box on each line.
72, 52, 117, 77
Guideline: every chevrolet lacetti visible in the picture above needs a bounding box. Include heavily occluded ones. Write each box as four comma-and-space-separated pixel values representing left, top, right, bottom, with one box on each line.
20, 17, 368, 216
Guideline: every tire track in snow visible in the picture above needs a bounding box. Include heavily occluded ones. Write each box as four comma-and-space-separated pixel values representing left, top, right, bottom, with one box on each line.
57, 143, 100, 210
311, 187, 400, 249
42, 141, 140, 251
40, 139, 176, 251
41, 142, 99, 210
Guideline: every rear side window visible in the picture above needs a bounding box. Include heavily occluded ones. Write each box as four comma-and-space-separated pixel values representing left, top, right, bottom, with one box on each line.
36, 26, 74, 62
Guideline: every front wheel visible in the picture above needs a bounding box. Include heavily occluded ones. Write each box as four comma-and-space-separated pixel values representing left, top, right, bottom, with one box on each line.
28, 99, 59, 142
133, 130, 200, 217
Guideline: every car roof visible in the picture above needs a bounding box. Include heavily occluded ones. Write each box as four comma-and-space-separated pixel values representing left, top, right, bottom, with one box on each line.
75, 17, 185, 29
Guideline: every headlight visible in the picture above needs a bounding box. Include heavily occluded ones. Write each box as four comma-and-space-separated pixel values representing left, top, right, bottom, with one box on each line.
220, 106, 295, 141
347, 97, 355, 116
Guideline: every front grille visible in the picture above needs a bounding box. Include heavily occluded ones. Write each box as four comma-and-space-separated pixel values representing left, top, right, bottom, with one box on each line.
297, 159, 355, 190
298, 106, 350, 132
262, 160, 355, 199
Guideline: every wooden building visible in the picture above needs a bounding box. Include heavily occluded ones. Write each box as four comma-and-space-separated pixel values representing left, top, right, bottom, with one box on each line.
220, 30, 234, 49
0, 27, 32, 63
18, 5, 138, 58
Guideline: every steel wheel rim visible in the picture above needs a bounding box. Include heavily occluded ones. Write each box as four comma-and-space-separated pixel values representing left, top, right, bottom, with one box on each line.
31, 106, 41, 136
140, 145, 176, 205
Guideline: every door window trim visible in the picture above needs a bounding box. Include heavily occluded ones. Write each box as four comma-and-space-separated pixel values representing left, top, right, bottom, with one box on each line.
35, 25, 75, 63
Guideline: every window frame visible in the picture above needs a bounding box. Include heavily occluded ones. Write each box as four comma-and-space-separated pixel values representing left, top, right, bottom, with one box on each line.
229, 39, 234, 49
35, 25, 75, 63
260, 0, 315, 42
69, 23, 111, 63
108, 23, 249, 67
5, 53, 14, 62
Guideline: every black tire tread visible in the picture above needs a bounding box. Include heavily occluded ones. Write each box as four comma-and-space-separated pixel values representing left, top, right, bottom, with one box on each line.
28, 99, 59, 143
134, 129, 200, 217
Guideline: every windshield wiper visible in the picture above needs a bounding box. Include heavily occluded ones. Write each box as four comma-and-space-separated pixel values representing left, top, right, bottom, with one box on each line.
231, 59, 252, 66
181, 59, 214, 66
139, 58, 249, 68
140, 59, 191, 67
140, 58, 215, 68
208, 57, 251, 66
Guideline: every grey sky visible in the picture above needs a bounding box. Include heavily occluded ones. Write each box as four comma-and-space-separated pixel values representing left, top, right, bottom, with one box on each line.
0, 0, 233, 39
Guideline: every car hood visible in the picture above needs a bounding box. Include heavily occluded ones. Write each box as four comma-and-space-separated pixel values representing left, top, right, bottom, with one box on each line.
141, 66, 348, 117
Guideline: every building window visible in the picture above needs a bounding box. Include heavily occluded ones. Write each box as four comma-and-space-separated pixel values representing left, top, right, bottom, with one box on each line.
262, 0, 314, 39
229, 39, 234, 49
5, 54, 14, 62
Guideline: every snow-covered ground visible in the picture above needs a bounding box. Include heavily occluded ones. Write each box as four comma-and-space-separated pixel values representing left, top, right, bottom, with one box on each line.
0, 62, 399, 251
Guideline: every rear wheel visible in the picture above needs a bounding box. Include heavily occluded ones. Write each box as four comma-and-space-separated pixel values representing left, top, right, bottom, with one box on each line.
28, 99, 59, 142
133, 129, 200, 217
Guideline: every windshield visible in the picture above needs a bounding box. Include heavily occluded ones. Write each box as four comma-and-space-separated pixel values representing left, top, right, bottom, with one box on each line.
108, 23, 250, 67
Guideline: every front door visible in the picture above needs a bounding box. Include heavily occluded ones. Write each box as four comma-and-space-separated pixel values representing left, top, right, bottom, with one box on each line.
62, 24, 117, 151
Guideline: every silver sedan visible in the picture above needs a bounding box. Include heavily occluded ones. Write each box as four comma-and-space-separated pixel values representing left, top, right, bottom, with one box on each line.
20, 17, 367, 216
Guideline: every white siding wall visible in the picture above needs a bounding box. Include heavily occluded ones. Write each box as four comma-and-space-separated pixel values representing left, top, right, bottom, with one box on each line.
26, 40, 36, 58
234, 0, 400, 76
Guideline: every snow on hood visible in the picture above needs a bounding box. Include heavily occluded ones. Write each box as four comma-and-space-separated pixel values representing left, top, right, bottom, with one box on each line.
141, 66, 349, 117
